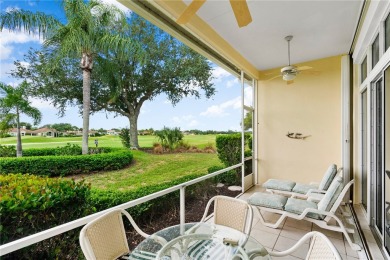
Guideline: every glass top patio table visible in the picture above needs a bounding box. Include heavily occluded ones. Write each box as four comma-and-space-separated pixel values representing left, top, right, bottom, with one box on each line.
127, 222, 270, 260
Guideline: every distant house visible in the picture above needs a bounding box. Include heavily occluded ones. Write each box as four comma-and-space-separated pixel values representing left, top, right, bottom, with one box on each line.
31, 127, 58, 137
64, 130, 83, 136
107, 129, 119, 135
8, 128, 33, 137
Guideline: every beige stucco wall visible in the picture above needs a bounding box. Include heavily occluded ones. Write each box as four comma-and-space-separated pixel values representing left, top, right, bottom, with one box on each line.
257, 55, 343, 184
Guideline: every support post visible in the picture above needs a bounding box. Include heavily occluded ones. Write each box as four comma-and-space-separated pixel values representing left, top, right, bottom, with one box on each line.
180, 186, 186, 234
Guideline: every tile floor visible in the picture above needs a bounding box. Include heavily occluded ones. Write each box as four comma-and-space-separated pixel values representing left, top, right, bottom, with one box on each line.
238, 185, 386, 260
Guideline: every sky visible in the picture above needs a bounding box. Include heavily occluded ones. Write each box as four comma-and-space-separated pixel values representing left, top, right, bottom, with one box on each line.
0, 0, 253, 131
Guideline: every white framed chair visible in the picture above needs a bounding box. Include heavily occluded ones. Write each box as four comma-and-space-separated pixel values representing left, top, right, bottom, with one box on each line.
263, 164, 340, 199
268, 231, 342, 259
249, 177, 361, 251
159, 196, 253, 260
200, 195, 254, 246
79, 209, 152, 260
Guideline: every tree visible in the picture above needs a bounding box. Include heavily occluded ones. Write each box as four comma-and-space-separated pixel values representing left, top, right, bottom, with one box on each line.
19, 122, 32, 130
10, 14, 214, 148
243, 111, 253, 131
51, 123, 76, 132
92, 15, 214, 147
0, 0, 131, 154
0, 82, 41, 157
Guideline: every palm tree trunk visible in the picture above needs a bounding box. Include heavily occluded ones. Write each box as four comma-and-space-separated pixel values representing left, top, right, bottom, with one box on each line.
81, 53, 92, 155
16, 107, 22, 157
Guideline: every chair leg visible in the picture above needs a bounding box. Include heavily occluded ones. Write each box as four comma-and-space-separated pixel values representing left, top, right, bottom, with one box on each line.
254, 207, 286, 229
315, 215, 361, 251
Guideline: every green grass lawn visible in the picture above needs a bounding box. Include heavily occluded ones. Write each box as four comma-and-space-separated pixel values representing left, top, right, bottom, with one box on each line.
1, 134, 223, 192
0, 134, 217, 149
81, 150, 222, 191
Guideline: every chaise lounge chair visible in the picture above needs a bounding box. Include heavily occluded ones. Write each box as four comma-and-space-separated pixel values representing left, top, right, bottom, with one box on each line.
248, 176, 361, 251
262, 164, 340, 199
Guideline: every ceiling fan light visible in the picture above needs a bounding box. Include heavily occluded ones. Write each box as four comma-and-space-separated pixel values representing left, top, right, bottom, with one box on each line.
282, 73, 296, 81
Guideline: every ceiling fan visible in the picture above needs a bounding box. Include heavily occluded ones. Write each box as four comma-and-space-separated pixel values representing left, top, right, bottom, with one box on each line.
177, 0, 252, 28
268, 35, 313, 85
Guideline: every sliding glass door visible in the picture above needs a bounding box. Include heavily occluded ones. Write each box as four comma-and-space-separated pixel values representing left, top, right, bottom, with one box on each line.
371, 78, 384, 237
361, 90, 368, 210
384, 67, 390, 254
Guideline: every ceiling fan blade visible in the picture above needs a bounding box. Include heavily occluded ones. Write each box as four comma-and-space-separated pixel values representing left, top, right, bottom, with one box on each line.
287, 80, 294, 85
229, 0, 252, 28
302, 70, 321, 75
266, 75, 282, 81
296, 66, 312, 71
177, 0, 206, 24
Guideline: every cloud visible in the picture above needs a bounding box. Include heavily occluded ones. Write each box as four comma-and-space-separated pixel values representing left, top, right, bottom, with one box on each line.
0, 62, 16, 82
100, 0, 132, 14
188, 120, 199, 127
27, 0, 35, 6
200, 96, 241, 117
171, 114, 195, 125
5, 6, 20, 12
243, 86, 253, 107
212, 67, 231, 83
0, 30, 42, 60
226, 78, 239, 88
29, 97, 55, 109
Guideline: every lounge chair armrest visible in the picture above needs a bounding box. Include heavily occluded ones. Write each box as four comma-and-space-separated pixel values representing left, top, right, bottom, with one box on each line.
300, 207, 335, 217
269, 232, 315, 257
306, 189, 326, 195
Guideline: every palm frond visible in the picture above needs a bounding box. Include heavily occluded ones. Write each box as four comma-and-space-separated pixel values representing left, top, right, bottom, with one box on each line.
0, 9, 61, 38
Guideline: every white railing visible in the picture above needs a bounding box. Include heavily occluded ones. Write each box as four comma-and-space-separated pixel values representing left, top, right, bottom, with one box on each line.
0, 164, 242, 256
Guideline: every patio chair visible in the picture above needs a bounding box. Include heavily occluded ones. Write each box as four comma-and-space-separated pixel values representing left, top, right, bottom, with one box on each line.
200, 195, 253, 246
263, 164, 339, 199
248, 176, 361, 251
79, 209, 165, 260
182, 196, 253, 259
268, 231, 342, 259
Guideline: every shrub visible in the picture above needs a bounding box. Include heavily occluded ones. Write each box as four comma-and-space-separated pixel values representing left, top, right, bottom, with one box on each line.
54, 143, 82, 156
216, 133, 252, 167
153, 143, 163, 154
175, 140, 190, 150
0, 148, 133, 176
208, 165, 238, 185
216, 133, 242, 167
0, 145, 16, 157
119, 128, 131, 148
0, 174, 94, 259
155, 126, 183, 151
89, 173, 205, 216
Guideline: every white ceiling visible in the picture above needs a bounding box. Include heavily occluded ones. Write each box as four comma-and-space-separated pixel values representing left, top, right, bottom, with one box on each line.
187, 0, 363, 70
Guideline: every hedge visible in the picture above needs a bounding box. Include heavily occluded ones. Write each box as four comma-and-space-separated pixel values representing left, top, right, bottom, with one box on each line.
1, 144, 114, 157
0, 172, 208, 258
89, 173, 206, 216
0, 148, 133, 177
0, 174, 94, 259
207, 165, 238, 185
215, 133, 252, 167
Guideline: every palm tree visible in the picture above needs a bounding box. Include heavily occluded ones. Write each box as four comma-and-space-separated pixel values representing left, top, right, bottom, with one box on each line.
0, 0, 130, 154
0, 82, 42, 157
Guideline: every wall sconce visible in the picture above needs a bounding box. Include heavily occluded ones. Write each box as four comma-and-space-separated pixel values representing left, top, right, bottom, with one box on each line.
286, 132, 311, 140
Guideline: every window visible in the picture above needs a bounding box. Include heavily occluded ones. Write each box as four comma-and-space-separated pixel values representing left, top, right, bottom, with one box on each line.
361, 56, 367, 83
385, 12, 390, 51
372, 34, 379, 68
